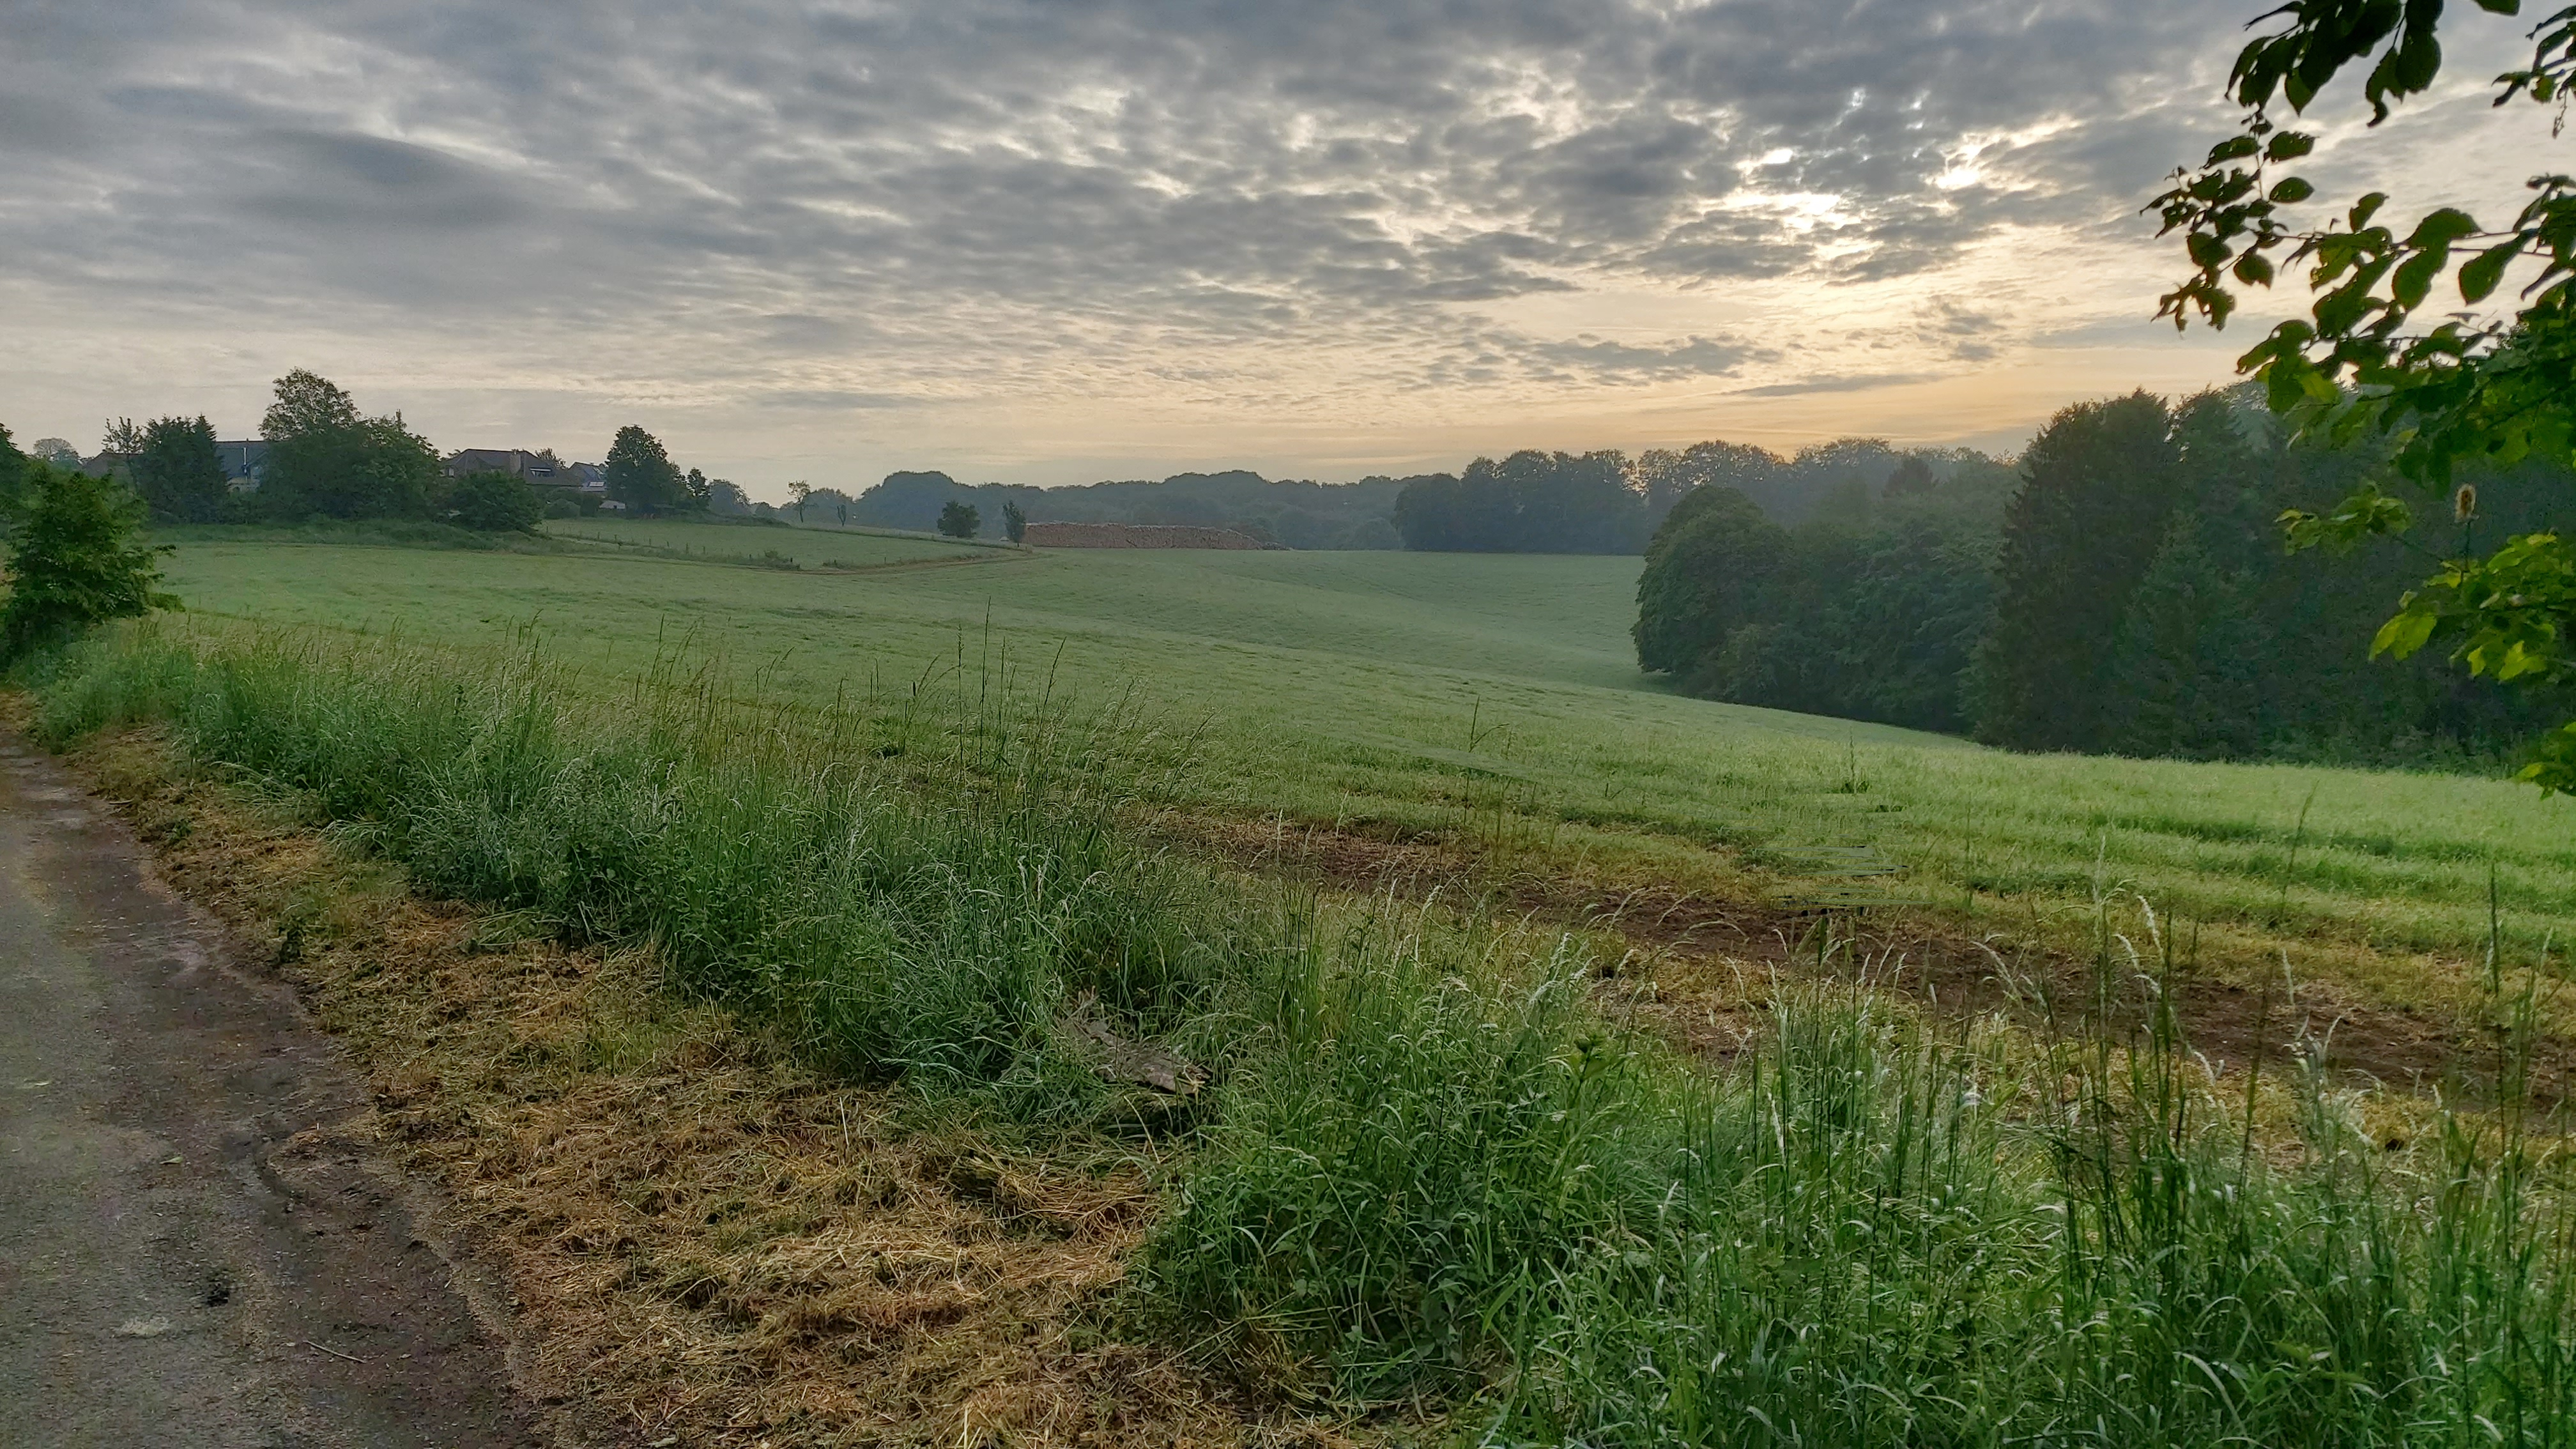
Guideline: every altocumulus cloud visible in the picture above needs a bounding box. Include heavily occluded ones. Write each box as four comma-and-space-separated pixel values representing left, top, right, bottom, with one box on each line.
0, 0, 2544, 482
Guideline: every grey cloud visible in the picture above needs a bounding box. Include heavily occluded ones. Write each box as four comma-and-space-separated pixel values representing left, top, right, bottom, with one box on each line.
1526, 334, 1765, 382
1728, 372, 1943, 398
755, 388, 924, 410
0, 0, 2290, 431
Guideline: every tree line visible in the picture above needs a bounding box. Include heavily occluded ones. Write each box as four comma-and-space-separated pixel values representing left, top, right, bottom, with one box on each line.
36, 370, 735, 532
1634, 386, 2575, 766
1388, 440, 2017, 553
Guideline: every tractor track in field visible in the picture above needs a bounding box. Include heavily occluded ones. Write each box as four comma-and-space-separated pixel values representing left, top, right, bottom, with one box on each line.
1165, 813, 2576, 1111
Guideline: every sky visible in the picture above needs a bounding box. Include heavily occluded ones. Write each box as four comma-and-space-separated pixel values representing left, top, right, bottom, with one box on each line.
1, 1, 2562, 500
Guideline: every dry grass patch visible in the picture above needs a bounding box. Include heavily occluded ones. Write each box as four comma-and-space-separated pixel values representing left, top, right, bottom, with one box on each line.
62, 724, 1270, 1447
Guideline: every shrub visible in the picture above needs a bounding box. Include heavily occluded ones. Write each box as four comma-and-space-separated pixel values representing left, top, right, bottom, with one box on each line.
2, 464, 177, 658
445, 469, 545, 532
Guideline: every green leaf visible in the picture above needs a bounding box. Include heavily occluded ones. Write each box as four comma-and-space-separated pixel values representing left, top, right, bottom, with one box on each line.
2206, 135, 2262, 165
2458, 241, 2519, 303
2373, 606, 2439, 660
2269, 177, 2316, 204
2188, 233, 2233, 269
2350, 192, 2389, 229
2234, 252, 2277, 286
2405, 206, 2481, 249
2265, 131, 2318, 162
2392, 250, 2443, 309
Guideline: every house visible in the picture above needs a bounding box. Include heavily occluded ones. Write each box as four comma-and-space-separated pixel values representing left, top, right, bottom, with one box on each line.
565, 462, 608, 494
443, 447, 563, 482
214, 440, 269, 493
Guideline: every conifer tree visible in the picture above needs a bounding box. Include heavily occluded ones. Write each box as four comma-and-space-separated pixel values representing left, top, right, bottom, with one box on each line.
1968, 392, 2184, 752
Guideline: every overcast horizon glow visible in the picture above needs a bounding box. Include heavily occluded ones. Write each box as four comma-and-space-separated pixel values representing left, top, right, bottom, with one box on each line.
1, 1, 2562, 502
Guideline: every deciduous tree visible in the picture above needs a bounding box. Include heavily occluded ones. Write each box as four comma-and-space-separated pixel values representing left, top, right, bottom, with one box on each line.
2155, 0, 2576, 785
605, 426, 686, 513
132, 415, 228, 523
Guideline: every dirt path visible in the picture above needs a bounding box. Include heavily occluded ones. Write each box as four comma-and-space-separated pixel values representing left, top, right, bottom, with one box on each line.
0, 735, 540, 1447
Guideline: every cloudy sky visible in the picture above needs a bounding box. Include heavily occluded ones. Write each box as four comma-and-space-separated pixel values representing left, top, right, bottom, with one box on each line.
1, 1, 2559, 497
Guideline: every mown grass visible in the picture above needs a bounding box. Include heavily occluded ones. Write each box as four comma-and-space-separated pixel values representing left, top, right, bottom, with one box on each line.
20, 617, 2576, 1445
150, 540, 2576, 989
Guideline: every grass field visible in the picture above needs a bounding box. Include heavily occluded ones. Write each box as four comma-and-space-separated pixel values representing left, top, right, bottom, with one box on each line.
150, 536, 2576, 993
28, 606, 2576, 1445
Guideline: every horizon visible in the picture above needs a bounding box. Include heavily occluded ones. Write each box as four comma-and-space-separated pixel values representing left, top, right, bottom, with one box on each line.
4, 1, 2557, 505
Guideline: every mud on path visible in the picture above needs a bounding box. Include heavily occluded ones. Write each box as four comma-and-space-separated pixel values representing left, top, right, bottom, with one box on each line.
0, 735, 542, 1448
1172, 813, 2576, 1108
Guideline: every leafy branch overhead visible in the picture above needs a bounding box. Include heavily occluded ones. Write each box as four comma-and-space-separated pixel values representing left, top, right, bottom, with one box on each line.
2154, 0, 2576, 788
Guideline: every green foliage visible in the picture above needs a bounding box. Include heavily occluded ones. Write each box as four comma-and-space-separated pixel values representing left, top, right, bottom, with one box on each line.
1001, 500, 1027, 544
1971, 393, 2193, 751
2157, 0, 2576, 788
131, 415, 229, 525
445, 469, 545, 533
1630, 486, 1782, 673
1, 464, 177, 657
605, 425, 687, 514
936, 499, 980, 538
1147, 913, 2576, 1441
254, 370, 440, 522
261, 415, 441, 521
1395, 449, 1646, 553
29, 624, 1269, 1128
0, 422, 28, 521
27, 436, 81, 471
261, 369, 358, 441
2107, 511, 2263, 758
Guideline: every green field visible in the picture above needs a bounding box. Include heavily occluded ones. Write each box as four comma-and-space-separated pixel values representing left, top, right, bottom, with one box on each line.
45, 532, 2576, 1442
153, 536, 2576, 1008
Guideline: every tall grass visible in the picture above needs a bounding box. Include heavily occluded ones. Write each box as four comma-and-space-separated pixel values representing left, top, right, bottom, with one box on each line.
22, 618, 2576, 1443
26, 618, 1276, 1126
1143, 910, 2576, 1445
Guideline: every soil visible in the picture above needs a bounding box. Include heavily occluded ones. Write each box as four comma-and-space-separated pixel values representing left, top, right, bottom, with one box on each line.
0, 733, 544, 1446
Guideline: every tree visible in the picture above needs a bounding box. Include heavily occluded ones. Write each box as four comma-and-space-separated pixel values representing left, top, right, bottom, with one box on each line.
1883, 455, 1937, 498
937, 500, 981, 538
263, 415, 440, 520
684, 466, 710, 511
1631, 487, 1784, 673
0, 423, 27, 520
1, 462, 178, 657
1394, 450, 1645, 553
2155, 0, 2576, 786
787, 479, 812, 523
100, 417, 144, 455
605, 426, 686, 513
2106, 512, 2264, 759
251, 370, 439, 521
131, 416, 228, 523
445, 470, 544, 532
261, 369, 360, 441
1001, 500, 1027, 544
1967, 393, 2186, 753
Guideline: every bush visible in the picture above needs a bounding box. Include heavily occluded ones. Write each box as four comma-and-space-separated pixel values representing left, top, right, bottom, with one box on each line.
937, 500, 981, 539
1, 464, 177, 658
445, 469, 545, 532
